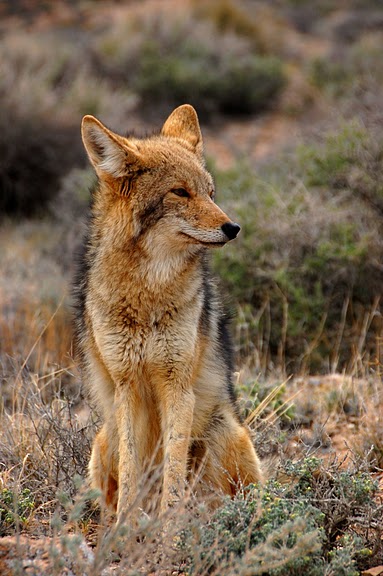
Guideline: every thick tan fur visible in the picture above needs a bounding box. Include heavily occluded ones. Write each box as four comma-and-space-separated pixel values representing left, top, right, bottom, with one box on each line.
75, 105, 262, 522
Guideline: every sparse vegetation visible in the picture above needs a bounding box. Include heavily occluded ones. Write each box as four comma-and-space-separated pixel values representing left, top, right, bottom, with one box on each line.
180, 457, 381, 575
134, 43, 285, 117
93, 5, 286, 117
0, 1, 286, 217
0, 488, 35, 535
309, 32, 383, 99
1, 0, 383, 573
212, 120, 383, 372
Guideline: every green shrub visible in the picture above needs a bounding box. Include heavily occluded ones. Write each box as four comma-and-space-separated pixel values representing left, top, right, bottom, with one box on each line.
299, 120, 383, 216
309, 32, 383, 98
94, 11, 285, 118
238, 378, 296, 425
133, 40, 220, 115
135, 42, 285, 116
180, 457, 381, 575
0, 488, 34, 535
218, 55, 286, 115
212, 121, 383, 372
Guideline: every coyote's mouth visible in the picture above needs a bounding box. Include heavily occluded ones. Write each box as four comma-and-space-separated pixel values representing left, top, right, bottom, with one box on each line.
179, 232, 227, 247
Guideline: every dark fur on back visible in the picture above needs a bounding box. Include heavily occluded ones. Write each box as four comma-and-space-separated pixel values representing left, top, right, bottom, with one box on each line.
72, 203, 94, 366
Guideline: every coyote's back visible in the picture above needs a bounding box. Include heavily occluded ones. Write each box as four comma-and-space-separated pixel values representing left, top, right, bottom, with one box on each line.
74, 104, 262, 521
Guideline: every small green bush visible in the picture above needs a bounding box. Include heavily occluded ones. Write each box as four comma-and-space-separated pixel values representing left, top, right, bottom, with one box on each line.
135, 43, 285, 117
0, 488, 34, 535
238, 378, 296, 424
94, 11, 285, 118
180, 457, 381, 575
218, 55, 286, 115
299, 120, 383, 217
309, 31, 383, 98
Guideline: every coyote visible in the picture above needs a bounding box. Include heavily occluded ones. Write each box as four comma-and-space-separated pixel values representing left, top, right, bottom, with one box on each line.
74, 104, 262, 521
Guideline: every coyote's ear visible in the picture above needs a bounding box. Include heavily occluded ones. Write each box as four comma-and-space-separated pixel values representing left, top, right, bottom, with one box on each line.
161, 104, 204, 161
81, 116, 141, 177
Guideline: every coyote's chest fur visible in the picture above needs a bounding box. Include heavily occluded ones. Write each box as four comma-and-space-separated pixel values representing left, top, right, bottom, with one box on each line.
74, 104, 262, 520
88, 249, 203, 379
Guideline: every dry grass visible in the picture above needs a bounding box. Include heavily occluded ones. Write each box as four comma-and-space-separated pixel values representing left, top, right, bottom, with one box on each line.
0, 222, 382, 573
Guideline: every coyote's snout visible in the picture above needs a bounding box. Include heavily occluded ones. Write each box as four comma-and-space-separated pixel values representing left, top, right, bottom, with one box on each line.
74, 104, 262, 522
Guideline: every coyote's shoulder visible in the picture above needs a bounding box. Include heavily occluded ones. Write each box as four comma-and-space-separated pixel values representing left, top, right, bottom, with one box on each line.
74, 104, 262, 521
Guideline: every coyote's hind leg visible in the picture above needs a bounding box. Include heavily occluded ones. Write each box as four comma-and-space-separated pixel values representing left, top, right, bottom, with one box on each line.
89, 422, 119, 511
203, 416, 263, 496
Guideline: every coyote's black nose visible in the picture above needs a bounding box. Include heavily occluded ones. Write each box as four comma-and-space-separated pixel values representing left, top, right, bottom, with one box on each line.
221, 221, 241, 240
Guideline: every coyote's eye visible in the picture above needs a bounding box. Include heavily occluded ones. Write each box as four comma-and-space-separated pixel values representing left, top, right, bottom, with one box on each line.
171, 188, 190, 198
209, 189, 215, 200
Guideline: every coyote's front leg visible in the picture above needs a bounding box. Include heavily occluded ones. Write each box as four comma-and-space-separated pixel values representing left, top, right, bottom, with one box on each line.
114, 383, 140, 522
160, 386, 195, 513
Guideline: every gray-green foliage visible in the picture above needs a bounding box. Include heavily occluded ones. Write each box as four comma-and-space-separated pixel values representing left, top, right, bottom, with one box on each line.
299, 120, 383, 217
95, 14, 285, 118
179, 457, 380, 575
0, 488, 34, 535
0, 6, 285, 219
134, 41, 285, 116
309, 31, 383, 99
213, 120, 383, 371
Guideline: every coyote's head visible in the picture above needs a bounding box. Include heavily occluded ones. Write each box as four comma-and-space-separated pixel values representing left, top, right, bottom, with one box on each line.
81, 105, 240, 251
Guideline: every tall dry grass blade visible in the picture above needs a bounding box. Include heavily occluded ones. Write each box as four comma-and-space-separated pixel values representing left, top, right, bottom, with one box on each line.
331, 296, 349, 374
300, 310, 328, 373
12, 295, 66, 413
263, 389, 301, 427
350, 296, 380, 376
245, 378, 291, 427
